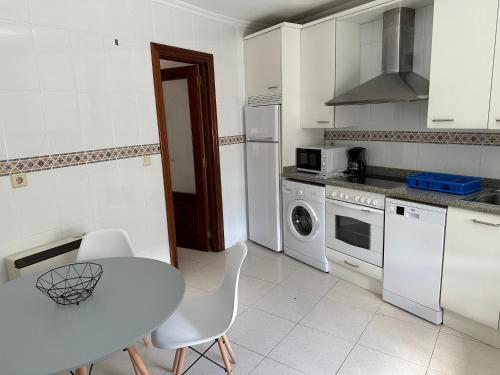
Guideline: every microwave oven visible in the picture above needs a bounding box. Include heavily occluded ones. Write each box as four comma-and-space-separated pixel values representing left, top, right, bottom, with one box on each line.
296, 146, 347, 177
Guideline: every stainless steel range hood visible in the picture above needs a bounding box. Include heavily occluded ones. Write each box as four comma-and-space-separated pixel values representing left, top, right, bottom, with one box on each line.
325, 7, 429, 106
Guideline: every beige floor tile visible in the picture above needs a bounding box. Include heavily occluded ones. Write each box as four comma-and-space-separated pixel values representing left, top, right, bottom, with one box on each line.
359, 314, 439, 366
429, 333, 500, 375
440, 325, 480, 341
251, 358, 305, 374
254, 284, 321, 322
326, 280, 382, 312
279, 265, 339, 297
377, 302, 441, 331
238, 274, 276, 305
227, 307, 295, 355
338, 345, 427, 375
242, 255, 298, 283
269, 325, 353, 375
300, 297, 374, 342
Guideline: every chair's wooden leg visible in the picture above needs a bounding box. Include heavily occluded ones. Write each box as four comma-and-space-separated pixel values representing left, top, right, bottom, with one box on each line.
75, 368, 88, 375
142, 337, 150, 346
217, 338, 233, 374
127, 348, 142, 375
176, 348, 187, 375
127, 345, 151, 375
222, 335, 237, 364
172, 348, 180, 373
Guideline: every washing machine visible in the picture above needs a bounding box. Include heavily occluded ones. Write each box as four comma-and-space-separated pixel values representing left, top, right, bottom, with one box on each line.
282, 179, 328, 272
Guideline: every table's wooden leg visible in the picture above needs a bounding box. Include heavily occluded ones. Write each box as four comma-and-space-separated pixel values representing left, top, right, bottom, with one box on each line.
75, 368, 88, 375
127, 345, 151, 375
222, 335, 237, 364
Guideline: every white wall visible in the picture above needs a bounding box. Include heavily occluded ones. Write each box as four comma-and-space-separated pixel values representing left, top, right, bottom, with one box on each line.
0, 0, 250, 283
330, 5, 500, 179
163, 78, 196, 193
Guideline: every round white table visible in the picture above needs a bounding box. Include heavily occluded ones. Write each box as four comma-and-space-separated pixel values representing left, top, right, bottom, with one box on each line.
0, 257, 185, 375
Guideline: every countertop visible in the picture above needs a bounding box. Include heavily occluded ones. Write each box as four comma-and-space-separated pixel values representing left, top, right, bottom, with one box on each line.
282, 166, 500, 215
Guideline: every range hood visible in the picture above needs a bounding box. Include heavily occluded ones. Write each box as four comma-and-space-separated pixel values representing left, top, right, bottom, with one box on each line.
325, 7, 429, 106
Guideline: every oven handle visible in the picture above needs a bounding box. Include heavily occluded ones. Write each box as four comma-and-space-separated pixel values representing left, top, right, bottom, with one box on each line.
327, 199, 383, 215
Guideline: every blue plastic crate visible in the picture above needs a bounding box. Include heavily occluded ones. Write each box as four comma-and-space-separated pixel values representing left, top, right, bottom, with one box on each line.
407, 172, 483, 195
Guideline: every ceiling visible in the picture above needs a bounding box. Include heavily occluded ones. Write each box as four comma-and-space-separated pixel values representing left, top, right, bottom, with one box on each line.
180, 0, 371, 25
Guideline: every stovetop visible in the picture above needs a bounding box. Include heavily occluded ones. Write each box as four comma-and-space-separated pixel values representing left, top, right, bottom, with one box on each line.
337, 173, 406, 189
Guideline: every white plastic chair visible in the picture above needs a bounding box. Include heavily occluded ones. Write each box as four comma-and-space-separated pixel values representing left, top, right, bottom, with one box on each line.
76, 228, 135, 261
151, 242, 247, 375
76, 229, 151, 375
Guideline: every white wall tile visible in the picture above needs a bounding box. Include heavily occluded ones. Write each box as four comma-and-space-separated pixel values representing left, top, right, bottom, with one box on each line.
68, 0, 103, 34
110, 94, 140, 146
11, 170, 60, 238
131, 40, 155, 96
0, 91, 49, 159
0, 124, 6, 160
100, 0, 132, 40
0, 0, 30, 22
0, 20, 38, 90
0, 176, 21, 245
136, 94, 159, 144
417, 143, 448, 172
480, 146, 500, 179
366, 141, 391, 167
446, 144, 482, 176
104, 38, 134, 94
42, 92, 83, 154
53, 164, 93, 224
78, 93, 114, 150
390, 142, 418, 170
129, 0, 153, 42
152, 1, 175, 44
32, 25, 76, 92
29, 0, 70, 28
71, 31, 109, 93
87, 160, 124, 217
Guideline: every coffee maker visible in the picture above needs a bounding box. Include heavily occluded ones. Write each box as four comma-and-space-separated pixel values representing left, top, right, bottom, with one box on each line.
347, 147, 366, 174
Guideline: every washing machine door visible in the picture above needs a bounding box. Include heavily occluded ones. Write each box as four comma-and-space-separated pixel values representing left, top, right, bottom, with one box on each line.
287, 200, 319, 242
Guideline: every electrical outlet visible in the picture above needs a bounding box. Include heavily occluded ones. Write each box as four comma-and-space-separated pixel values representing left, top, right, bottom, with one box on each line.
11, 173, 27, 188
143, 155, 152, 167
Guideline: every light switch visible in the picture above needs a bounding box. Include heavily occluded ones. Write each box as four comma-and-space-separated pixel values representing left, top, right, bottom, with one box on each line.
11, 173, 27, 188
143, 155, 152, 167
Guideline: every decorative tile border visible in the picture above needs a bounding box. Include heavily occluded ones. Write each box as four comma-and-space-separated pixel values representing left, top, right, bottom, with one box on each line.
0, 135, 246, 177
325, 130, 500, 146
218, 135, 246, 146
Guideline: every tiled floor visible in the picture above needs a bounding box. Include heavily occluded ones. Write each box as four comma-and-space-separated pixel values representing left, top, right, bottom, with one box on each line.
77, 241, 500, 375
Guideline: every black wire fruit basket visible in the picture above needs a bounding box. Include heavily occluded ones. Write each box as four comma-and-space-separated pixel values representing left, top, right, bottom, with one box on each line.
36, 262, 103, 305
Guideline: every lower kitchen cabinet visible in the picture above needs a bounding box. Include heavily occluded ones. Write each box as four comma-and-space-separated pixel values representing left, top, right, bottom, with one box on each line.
441, 207, 500, 330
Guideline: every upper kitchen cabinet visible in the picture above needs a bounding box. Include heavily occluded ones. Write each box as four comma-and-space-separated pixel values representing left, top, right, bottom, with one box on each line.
428, 0, 498, 129
300, 19, 336, 128
489, 10, 500, 130
244, 28, 282, 101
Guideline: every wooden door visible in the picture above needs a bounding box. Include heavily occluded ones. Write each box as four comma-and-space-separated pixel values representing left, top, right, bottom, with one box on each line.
162, 66, 210, 251
427, 0, 498, 129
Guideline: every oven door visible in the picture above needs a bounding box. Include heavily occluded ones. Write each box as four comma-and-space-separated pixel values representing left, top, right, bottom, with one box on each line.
326, 199, 384, 267
296, 148, 322, 172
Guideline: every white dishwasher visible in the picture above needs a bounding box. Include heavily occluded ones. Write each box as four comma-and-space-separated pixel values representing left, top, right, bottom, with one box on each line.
383, 198, 447, 324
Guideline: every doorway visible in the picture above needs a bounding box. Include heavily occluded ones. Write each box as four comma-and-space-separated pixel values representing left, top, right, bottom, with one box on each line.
150, 43, 225, 268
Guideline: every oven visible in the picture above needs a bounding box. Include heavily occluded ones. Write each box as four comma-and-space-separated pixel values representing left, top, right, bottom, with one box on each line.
325, 199, 384, 267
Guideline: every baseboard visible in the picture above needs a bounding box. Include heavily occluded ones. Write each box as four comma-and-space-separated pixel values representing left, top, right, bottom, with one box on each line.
443, 310, 500, 349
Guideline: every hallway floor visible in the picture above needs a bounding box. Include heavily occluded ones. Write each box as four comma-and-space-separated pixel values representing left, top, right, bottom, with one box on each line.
77, 241, 500, 375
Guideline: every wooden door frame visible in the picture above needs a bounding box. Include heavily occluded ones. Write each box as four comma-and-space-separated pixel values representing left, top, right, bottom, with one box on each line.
150, 43, 225, 268
161, 65, 209, 252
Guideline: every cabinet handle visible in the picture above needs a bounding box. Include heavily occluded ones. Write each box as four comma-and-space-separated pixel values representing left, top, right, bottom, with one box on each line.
267, 85, 279, 89
344, 260, 360, 268
432, 118, 454, 122
495, 119, 500, 122
316, 121, 330, 124
472, 219, 500, 227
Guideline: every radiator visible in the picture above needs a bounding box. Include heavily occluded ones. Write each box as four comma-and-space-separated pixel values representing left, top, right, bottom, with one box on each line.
5, 235, 83, 280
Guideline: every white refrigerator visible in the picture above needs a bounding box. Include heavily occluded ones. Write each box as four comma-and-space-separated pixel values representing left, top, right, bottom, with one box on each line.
245, 105, 282, 252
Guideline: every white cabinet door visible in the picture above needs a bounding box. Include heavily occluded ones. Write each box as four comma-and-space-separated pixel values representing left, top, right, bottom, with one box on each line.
427, 0, 498, 129
244, 29, 282, 99
300, 20, 335, 128
442, 207, 500, 330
